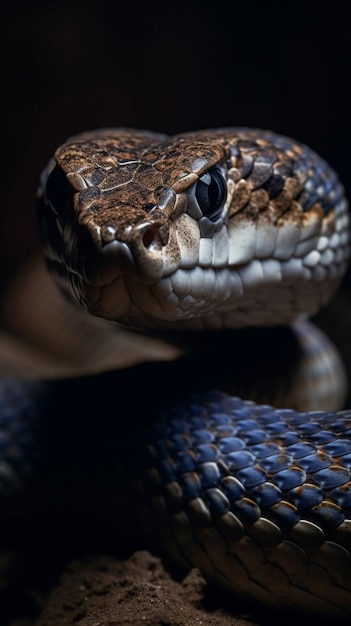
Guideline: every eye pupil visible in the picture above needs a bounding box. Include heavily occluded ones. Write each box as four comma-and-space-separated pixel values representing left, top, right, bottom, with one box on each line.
195, 167, 226, 221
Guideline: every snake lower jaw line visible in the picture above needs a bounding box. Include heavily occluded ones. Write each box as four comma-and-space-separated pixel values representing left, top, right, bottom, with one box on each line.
82, 257, 344, 330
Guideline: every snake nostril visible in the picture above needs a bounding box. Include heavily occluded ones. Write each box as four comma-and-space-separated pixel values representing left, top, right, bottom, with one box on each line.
142, 225, 159, 250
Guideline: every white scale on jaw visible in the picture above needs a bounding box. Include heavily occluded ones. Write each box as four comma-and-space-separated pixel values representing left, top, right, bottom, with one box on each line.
93, 191, 349, 330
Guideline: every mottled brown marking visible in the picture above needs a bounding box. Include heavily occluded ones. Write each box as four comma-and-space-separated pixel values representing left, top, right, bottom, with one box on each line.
270, 188, 295, 214
283, 176, 302, 199
229, 180, 251, 215
250, 189, 270, 210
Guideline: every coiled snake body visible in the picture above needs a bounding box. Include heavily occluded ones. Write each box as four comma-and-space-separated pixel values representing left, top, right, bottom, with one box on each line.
1, 128, 351, 619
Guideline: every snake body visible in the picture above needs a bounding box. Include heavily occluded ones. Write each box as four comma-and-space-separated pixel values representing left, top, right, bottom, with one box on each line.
1, 128, 351, 619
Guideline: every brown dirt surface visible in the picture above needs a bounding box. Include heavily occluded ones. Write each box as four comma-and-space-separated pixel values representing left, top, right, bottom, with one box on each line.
35, 550, 251, 626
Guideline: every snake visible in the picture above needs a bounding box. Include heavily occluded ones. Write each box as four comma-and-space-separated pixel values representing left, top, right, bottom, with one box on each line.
1, 127, 351, 620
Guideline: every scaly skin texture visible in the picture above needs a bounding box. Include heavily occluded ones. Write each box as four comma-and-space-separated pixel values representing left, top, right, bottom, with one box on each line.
26, 127, 351, 618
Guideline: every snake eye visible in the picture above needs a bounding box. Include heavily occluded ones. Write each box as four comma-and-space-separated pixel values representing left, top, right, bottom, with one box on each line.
195, 167, 226, 221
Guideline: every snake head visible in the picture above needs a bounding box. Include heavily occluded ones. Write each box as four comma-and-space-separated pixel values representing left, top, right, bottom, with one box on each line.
37, 128, 350, 330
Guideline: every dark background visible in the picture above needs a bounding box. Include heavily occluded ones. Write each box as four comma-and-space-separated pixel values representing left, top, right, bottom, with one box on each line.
1, 0, 350, 291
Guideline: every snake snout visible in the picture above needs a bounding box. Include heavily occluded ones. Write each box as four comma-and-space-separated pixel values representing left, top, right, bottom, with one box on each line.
99, 240, 135, 283
99, 219, 168, 285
